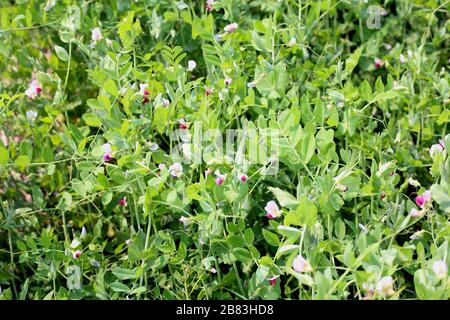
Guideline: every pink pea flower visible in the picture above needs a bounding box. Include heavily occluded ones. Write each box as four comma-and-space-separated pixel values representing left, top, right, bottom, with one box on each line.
214, 170, 226, 185
140, 83, 150, 103
336, 183, 348, 192
25, 80, 42, 99
409, 208, 422, 218
224, 23, 238, 33
118, 197, 127, 206
224, 78, 232, 86
205, 87, 213, 96
162, 98, 170, 107
374, 58, 383, 69
240, 174, 248, 183
264, 200, 281, 219
73, 250, 82, 259
429, 141, 444, 158
179, 119, 189, 129
205, 168, 213, 176
269, 276, 278, 286
415, 190, 431, 208
139, 83, 149, 96
102, 143, 112, 162
293, 254, 312, 273
205, 0, 215, 11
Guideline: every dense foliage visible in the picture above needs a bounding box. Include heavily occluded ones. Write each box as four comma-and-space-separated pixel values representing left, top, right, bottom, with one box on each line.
0, 0, 449, 300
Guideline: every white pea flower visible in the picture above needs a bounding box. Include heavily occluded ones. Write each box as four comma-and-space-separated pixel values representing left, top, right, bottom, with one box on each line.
187, 60, 196, 71
91, 27, 103, 42
169, 162, 183, 178
432, 260, 448, 279
26, 110, 38, 121
292, 254, 313, 273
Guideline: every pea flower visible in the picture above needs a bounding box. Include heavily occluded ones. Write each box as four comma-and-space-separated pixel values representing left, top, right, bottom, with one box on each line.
429, 140, 445, 158
162, 98, 170, 107
292, 254, 313, 273
265, 200, 281, 219
224, 78, 232, 86
374, 58, 383, 69
139, 83, 149, 96
336, 183, 348, 192
205, 0, 215, 11
432, 260, 448, 279
158, 163, 166, 170
72, 250, 82, 259
205, 87, 213, 96
45, 0, 56, 11
288, 37, 297, 46
187, 60, 196, 71
118, 197, 127, 206
409, 208, 423, 218
205, 168, 213, 176
214, 170, 226, 185
415, 190, 431, 208
179, 216, 189, 226
224, 23, 238, 33
125, 239, 132, 246
179, 119, 189, 129
102, 143, 112, 162
169, 162, 183, 178
399, 54, 406, 64
25, 80, 42, 99
140, 83, 150, 103
26, 110, 38, 121
240, 174, 248, 183
376, 276, 394, 296
80, 226, 87, 239
149, 143, 159, 151
269, 276, 278, 286
91, 27, 103, 42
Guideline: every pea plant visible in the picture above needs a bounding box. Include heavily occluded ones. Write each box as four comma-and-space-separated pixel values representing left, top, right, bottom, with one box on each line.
0, 0, 449, 300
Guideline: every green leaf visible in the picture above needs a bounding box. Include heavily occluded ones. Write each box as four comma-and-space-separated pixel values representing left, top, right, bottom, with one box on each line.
104, 79, 118, 97
112, 267, 137, 280
110, 281, 131, 293
344, 46, 363, 76
262, 229, 280, 247
102, 191, 113, 205
268, 187, 299, 208
82, 113, 102, 127
284, 196, 317, 227
431, 184, 450, 213
15, 155, 30, 171
233, 248, 253, 263
360, 80, 372, 101
244, 228, 255, 245
0, 146, 9, 166
277, 225, 301, 241
300, 132, 315, 164
54, 45, 69, 61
